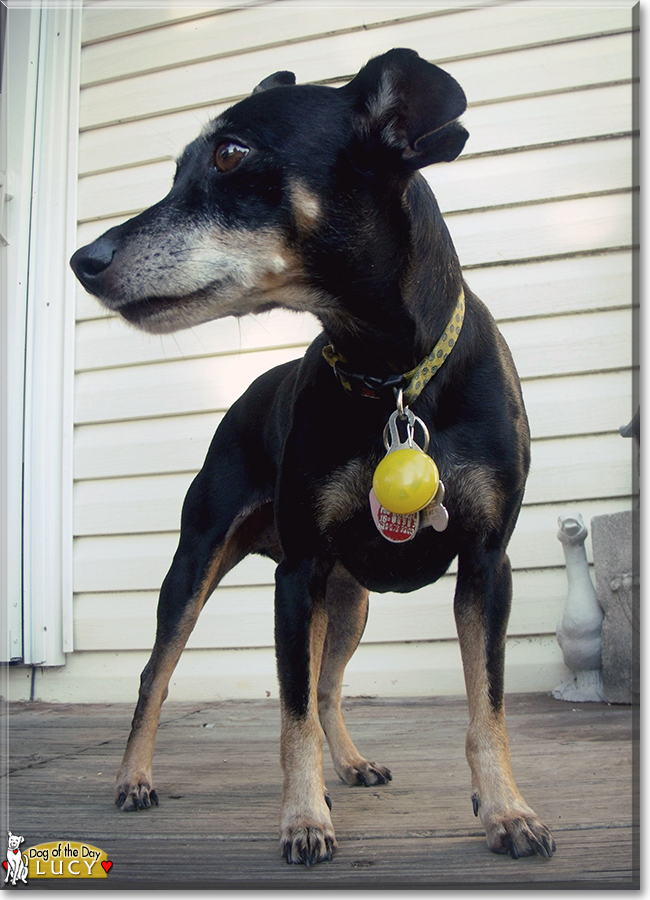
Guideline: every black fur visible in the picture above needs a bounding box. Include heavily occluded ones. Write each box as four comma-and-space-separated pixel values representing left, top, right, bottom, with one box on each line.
71, 48, 553, 865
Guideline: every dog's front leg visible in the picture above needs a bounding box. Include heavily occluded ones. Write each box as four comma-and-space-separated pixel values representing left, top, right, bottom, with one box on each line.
454, 549, 555, 858
275, 558, 336, 866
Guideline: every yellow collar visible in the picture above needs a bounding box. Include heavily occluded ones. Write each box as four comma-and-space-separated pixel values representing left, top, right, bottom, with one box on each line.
402, 289, 465, 403
322, 289, 465, 402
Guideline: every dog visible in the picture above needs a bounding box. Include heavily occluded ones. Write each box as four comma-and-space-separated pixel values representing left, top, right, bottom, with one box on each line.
71, 48, 555, 866
5, 832, 28, 885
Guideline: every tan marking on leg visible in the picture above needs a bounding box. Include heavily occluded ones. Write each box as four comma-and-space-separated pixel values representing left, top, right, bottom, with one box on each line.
115, 596, 204, 810
280, 600, 337, 865
317, 564, 391, 786
116, 504, 278, 811
455, 598, 555, 857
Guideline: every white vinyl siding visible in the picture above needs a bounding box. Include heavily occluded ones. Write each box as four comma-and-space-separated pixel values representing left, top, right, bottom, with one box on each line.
12, 1, 636, 702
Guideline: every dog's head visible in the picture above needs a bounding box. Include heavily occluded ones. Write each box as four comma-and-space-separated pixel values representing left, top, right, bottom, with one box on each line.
71, 48, 467, 335
7, 832, 24, 851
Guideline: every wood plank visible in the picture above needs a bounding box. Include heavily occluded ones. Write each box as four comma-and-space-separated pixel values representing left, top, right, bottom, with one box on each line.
3, 695, 636, 885
72, 566, 573, 651
76, 135, 634, 224
71, 496, 630, 595
78, 32, 633, 130
77, 82, 634, 178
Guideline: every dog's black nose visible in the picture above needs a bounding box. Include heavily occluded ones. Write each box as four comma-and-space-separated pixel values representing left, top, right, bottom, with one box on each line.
70, 234, 117, 291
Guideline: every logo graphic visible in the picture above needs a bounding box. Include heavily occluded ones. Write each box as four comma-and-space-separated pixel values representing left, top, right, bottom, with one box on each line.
3, 832, 28, 886
3, 834, 112, 882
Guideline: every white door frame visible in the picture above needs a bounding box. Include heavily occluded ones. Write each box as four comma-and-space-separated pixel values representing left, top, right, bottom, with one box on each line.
1, 3, 81, 666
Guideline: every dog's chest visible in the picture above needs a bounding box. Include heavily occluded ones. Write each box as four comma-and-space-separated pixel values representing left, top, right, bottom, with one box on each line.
313, 449, 502, 567
314, 455, 379, 535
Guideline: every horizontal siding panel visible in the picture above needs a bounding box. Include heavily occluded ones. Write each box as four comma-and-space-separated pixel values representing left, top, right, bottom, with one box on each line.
73, 307, 633, 426
72, 496, 629, 594
71, 368, 633, 483
77, 81, 634, 179
80, 7, 631, 87
523, 370, 634, 440
80, 8, 435, 86
78, 32, 633, 130
12, 636, 569, 702
74, 269, 632, 373
72, 567, 573, 652
74, 412, 224, 480
449, 192, 633, 267
525, 432, 632, 506
74, 346, 305, 424
73, 531, 277, 594
446, 31, 633, 105
75, 309, 320, 372
503, 307, 634, 380
72, 432, 632, 537
463, 83, 633, 156
467, 250, 632, 321
77, 136, 633, 223
428, 137, 633, 216
81, 9, 221, 45
77, 158, 175, 223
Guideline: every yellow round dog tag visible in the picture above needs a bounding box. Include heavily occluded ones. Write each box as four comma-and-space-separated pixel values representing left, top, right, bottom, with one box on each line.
373, 447, 439, 515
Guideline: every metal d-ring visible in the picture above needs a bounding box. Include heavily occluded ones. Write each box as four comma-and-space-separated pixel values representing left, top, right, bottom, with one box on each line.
383, 407, 430, 453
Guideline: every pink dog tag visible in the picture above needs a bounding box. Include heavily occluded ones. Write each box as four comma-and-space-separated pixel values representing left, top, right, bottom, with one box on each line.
369, 488, 419, 543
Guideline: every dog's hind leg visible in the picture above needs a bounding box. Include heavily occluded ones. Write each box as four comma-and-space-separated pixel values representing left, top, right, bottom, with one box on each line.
115, 436, 277, 812
454, 547, 555, 858
318, 563, 392, 787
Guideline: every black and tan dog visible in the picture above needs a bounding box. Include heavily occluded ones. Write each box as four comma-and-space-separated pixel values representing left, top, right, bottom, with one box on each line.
71, 48, 555, 866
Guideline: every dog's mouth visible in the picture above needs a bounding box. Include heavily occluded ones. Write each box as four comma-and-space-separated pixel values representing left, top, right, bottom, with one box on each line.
113, 289, 223, 334
117, 294, 189, 324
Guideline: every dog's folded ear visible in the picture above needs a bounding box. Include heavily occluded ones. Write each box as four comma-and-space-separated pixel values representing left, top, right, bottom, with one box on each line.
253, 71, 297, 94
345, 48, 469, 171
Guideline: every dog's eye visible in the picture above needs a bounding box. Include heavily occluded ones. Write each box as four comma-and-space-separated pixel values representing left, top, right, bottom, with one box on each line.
215, 142, 250, 172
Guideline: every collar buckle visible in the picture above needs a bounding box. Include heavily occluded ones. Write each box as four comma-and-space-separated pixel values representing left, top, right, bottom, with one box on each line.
332, 362, 405, 399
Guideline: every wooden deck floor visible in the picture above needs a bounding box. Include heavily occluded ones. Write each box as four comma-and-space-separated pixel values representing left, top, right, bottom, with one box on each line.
1, 693, 638, 890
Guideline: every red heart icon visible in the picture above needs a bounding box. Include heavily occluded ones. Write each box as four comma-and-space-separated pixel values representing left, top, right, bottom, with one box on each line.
101, 860, 112, 873
2, 861, 7, 871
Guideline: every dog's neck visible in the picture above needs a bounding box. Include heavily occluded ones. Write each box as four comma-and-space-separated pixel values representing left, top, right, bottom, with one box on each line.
318, 176, 464, 381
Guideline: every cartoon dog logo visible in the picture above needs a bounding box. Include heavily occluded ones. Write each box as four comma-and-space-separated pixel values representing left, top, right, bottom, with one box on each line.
4, 832, 29, 886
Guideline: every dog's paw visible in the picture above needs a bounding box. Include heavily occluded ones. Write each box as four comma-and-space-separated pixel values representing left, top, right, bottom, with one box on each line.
484, 811, 555, 859
280, 821, 337, 866
115, 779, 159, 812
337, 758, 392, 787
